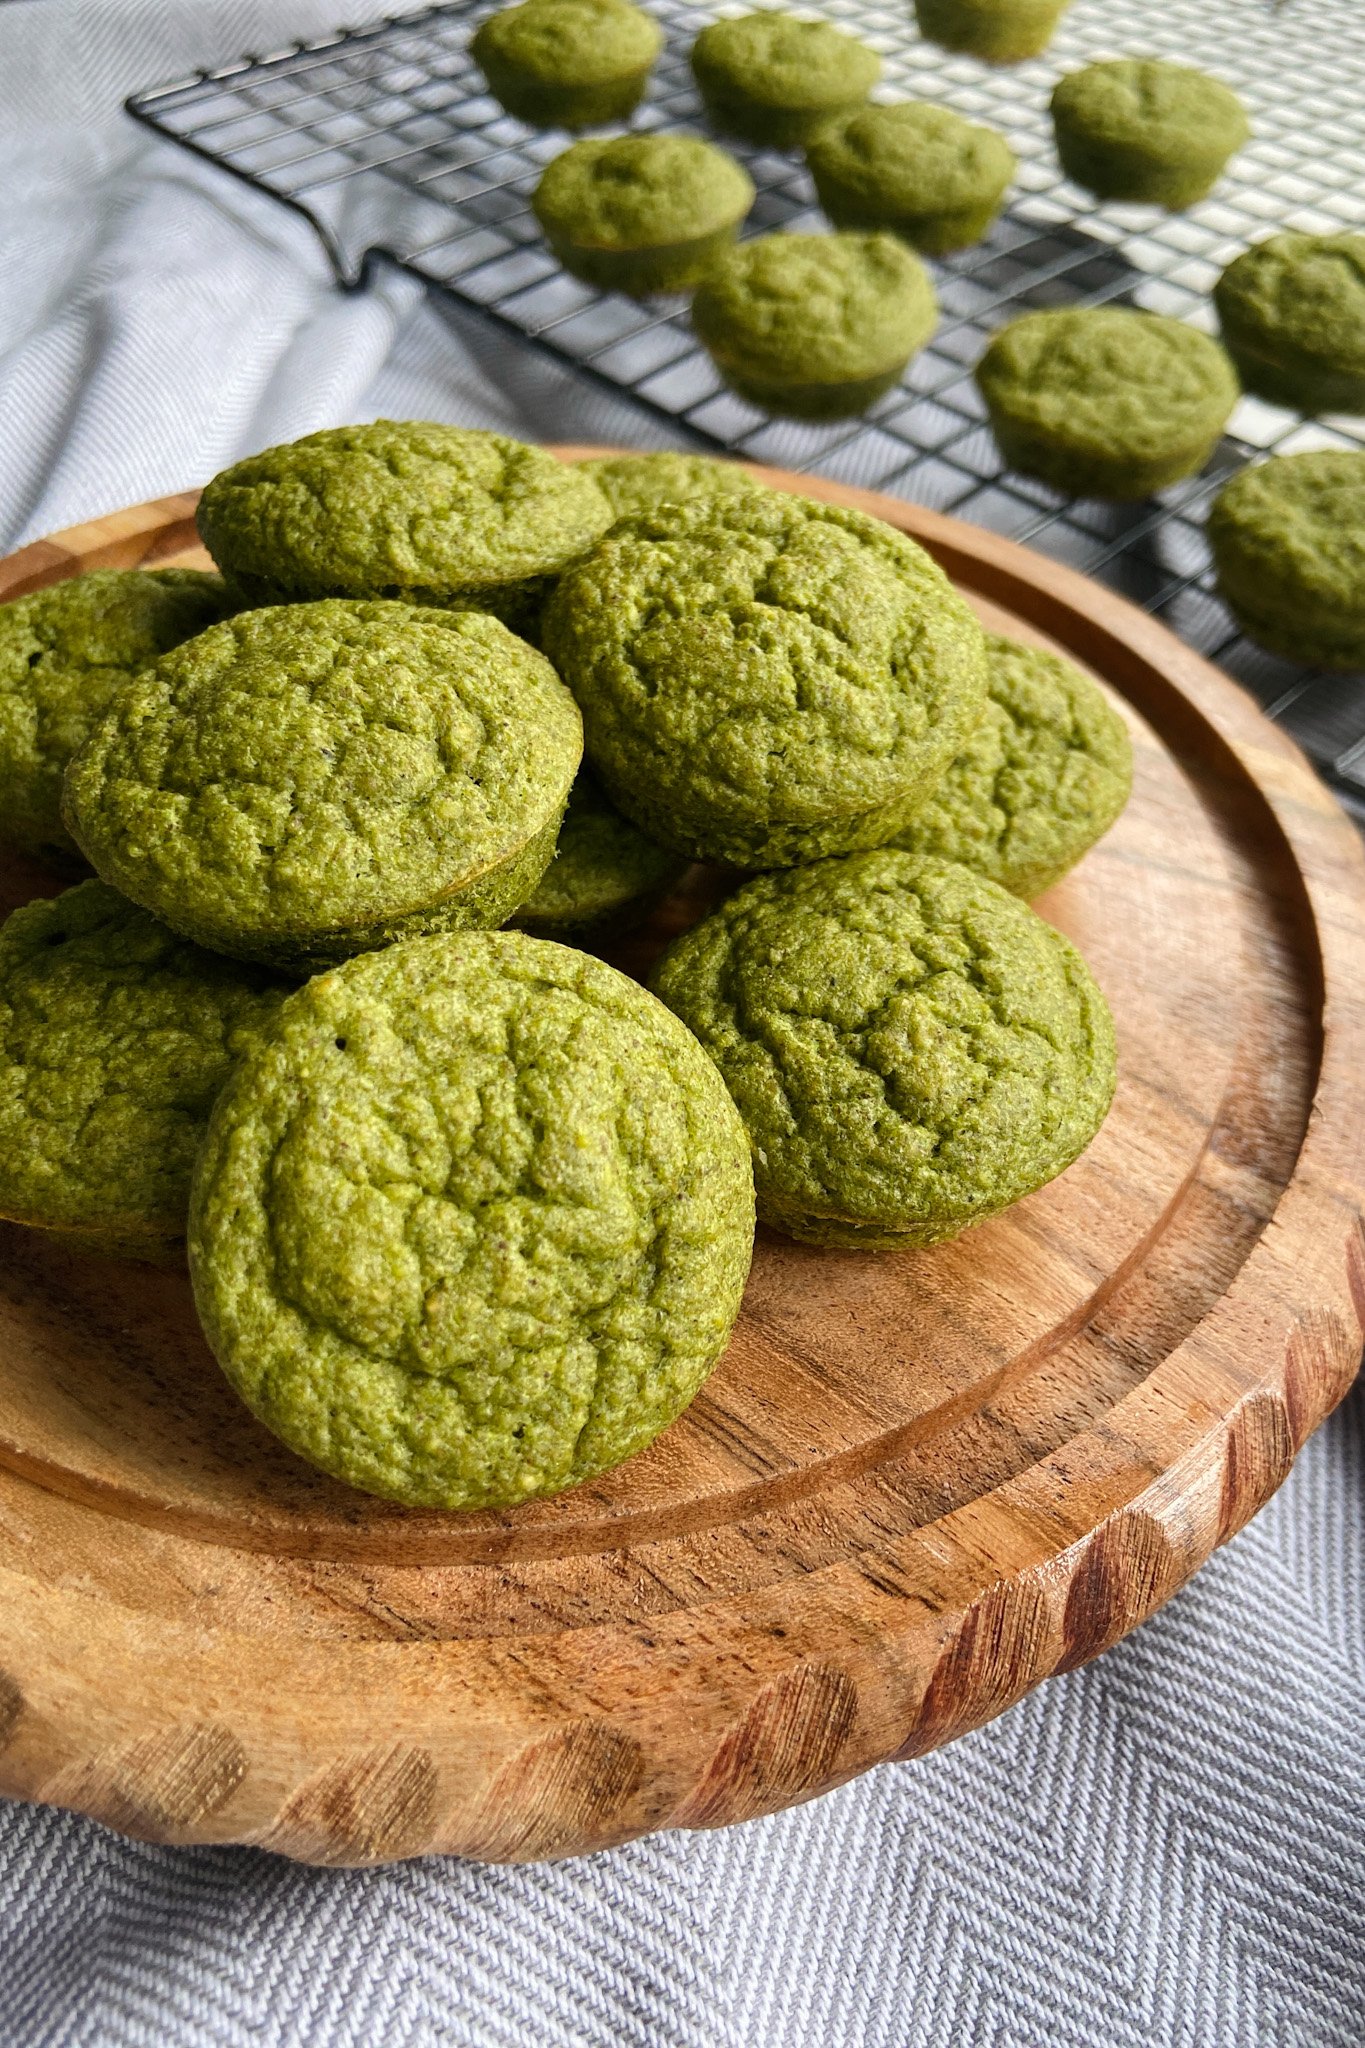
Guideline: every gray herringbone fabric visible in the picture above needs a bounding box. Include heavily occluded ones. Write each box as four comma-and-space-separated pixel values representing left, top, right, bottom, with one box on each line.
1, 7, 1363, 2044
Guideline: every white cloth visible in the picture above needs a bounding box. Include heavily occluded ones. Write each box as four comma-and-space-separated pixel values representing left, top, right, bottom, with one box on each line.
0, 6, 1363, 2044
0, 0, 669, 552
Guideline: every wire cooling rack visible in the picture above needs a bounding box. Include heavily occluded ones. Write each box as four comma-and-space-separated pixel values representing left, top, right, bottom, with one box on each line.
126, 0, 1365, 814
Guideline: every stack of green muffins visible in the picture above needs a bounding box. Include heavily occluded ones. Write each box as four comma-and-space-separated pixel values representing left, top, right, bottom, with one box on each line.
4, 4, 1349, 1515
0, 422, 1131, 1513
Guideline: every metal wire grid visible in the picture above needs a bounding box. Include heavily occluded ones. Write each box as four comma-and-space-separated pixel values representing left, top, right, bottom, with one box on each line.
126, 0, 1365, 813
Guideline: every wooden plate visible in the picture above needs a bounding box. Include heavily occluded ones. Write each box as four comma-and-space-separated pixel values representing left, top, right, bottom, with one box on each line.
0, 456, 1361, 1866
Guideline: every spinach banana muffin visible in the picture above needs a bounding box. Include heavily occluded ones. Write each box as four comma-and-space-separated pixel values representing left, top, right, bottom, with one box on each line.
574, 450, 768, 519
0, 882, 286, 1262
532, 134, 754, 296
691, 232, 938, 420
471, 0, 662, 130
1051, 60, 1249, 210
889, 634, 1133, 898
976, 307, 1239, 498
63, 600, 582, 970
542, 489, 987, 868
1207, 452, 1365, 669
1214, 234, 1365, 415
808, 101, 1015, 256
513, 770, 688, 938
914, 0, 1070, 63
195, 422, 613, 619
651, 850, 1116, 1248
691, 13, 880, 149
189, 929, 755, 1509
0, 569, 233, 870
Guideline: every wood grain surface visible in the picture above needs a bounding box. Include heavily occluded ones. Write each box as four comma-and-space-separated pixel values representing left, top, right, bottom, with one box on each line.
0, 455, 1360, 1864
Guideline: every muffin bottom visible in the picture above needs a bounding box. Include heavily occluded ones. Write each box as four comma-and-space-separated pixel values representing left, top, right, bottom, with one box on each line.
816, 184, 1005, 256
2, 1214, 186, 1267
1054, 132, 1227, 210
708, 357, 910, 421
759, 1199, 996, 1250
1216, 591, 1365, 671
913, 0, 1066, 64
221, 567, 550, 641
544, 223, 742, 296
1217, 331, 1365, 416
138, 808, 566, 973
477, 66, 652, 130
696, 87, 861, 150
987, 415, 1227, 500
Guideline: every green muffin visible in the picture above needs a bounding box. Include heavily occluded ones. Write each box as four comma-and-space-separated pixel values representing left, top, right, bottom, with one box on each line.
914, 0, 1069, 63
691, 13, 880, 149
471, 0, 662, 129
808, 102, 1015, 256
513, 771, 688, 937
1214, 234, 1365, 415
975, 307, 1239, 499
63, 600, 582, 971
0, 882, 286, 1263
575, 450, 768, 519
532, 134, 754, 296
195, 422, 613, 620
1207, 452, 1365, 669
889, 634, 1132, 897
0, 569, 233, 870
1051, 60, 1249, 210
542, 489, 987, 868
651, 850, 1116, 1248
189, 929, 755, 1509
691, 232, 938, 420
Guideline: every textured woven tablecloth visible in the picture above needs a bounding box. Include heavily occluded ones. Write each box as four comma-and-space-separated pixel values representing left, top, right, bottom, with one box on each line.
1, 5, 1363, 2043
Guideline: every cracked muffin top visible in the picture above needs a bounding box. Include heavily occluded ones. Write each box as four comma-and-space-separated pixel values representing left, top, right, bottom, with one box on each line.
195, 422, 614, 608
650, 850, 1116, 1248
62, 599, 582, 969
189, 928, 755, 1509
0, 568, 234, 868
889, 633, 1132, 899
541, 489, 986, 868
0, 881, 287, 1260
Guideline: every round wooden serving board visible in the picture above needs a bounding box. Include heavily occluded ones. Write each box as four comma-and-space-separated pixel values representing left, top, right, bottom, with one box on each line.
0, 455, 1361, 1866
